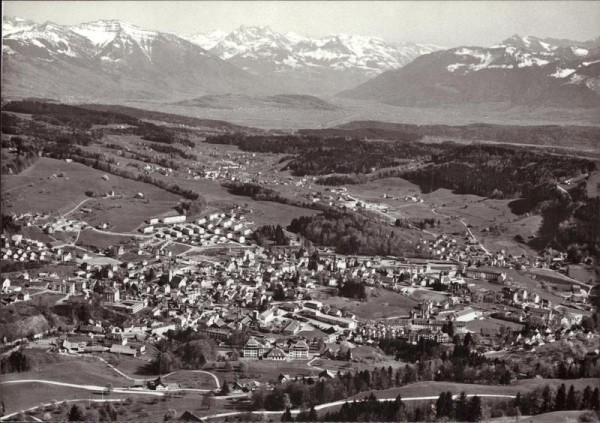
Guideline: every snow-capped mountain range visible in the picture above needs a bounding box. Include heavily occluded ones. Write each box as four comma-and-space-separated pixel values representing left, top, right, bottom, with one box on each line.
2, 15, 599, 108
1, 16, 441, 98
341, 34, 600, 108
185, 25, 441, 76
1, 16, 271, 101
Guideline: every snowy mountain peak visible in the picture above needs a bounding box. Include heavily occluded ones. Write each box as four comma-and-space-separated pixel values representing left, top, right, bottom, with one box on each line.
184, 25, 441, 76
2, 16, 37, 36
185, 29, 228, 50
69, 19, 160, 47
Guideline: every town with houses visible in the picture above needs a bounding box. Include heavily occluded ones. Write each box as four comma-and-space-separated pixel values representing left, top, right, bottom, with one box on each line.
1, 2, 600, 420
2, 201, 596, 367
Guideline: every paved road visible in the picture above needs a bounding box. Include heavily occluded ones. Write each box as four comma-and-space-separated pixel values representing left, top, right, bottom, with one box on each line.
0, 375, 516, 421
0, 379, 165, 396
88, 227, 153, 238
0, 399, 124, 421
459, 219, 490, 255
200, 393, 518, 420
92, 355, 221, 389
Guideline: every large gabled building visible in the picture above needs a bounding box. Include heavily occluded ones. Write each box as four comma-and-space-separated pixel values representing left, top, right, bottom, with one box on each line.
288, 340, 309, 359
241, 336, 267, 358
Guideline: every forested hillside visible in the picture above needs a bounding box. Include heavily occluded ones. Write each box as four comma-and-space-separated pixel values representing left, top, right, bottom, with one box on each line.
205, 133, 438, 175
288, 210, 428, 258
300, 121, 600, 151
403, 145, 593, 198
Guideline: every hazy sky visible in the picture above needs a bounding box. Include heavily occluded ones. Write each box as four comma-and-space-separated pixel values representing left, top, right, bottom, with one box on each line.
4, 1, 600, 46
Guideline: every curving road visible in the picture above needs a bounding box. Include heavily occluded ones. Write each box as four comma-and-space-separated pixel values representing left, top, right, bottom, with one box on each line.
1, 375, 516, 421
61, 198, 95, 218
91, 355, 221, 388
0, 398, 124, 421
200, 393, 517, 420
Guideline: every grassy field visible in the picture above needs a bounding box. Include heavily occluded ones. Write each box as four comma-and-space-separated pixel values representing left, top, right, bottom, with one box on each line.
408, 288, 449, 302
1, 382, 132, 415
20, 226, 56, 244
2, 353, 128, 386
320, 289, 418, 320
91, 137, 321, 227
92, 351, 156, 378
161, 372, 219, 390
418, 189, 539, 257
244, 200, 320, 227
506, 269, 570, 304
466, 317, 524, 333
77, 197, 179, 233
1, 158, 182, 226
351, 179, 539, 259
0, 351, 138, 414
75, 229, 141, 250
566, 264, 598, 285
350, 177, 422, 200
9, 391, 241, 423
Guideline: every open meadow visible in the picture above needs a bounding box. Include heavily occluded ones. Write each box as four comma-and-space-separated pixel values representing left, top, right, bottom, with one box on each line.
318, 288, 419, 320
1, 157, 182, 223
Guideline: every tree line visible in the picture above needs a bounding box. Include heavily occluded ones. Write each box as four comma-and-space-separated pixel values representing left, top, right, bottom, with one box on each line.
302, 121, 600, 151
45, 147, 204, 201
282, 383, 600, 423
518, 383, 600, 416
205, 133, 440, 176
141, 328, 218, 374
3, 100, 195, 148
223, 182, 333, 213
251, 336, 514, 414
288, 210, 428, 258
403, 145, 593, 199
0, 349, 31, 374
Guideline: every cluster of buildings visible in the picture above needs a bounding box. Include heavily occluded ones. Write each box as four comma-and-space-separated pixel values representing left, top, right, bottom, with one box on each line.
59, 323, 147, 357
1, 186, 596, 366
140, 212, 251, 246
1, 234, 52, 264
240, 336, 310, 360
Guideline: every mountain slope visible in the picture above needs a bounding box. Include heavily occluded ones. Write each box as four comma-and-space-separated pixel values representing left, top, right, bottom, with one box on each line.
2, 17, 274, 101
339, 35, 600, 108
184, 26, 441, 94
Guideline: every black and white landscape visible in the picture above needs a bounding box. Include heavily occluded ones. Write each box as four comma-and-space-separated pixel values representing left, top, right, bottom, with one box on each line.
3, 15, 600, 109
1, 2, 600, 423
